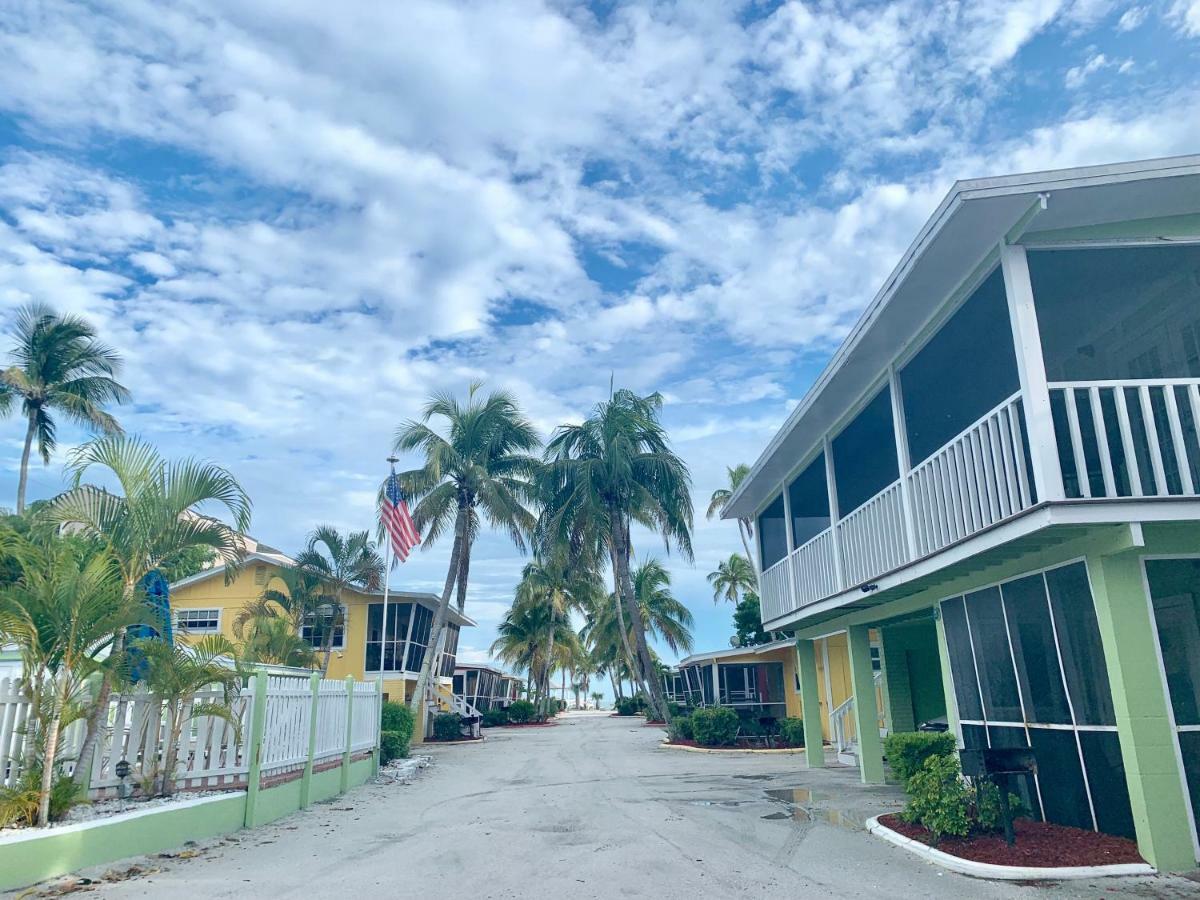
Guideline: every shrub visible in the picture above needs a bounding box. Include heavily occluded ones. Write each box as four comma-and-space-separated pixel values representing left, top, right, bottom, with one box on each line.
883, 731, 956, 787
614, 697, 641, 717
899, 754, 970, 845
432, 712, 463, 742
778, 717, 805, 748
380, 730, 408, 764
481, 708, 509, 728
0, 769, 85, 828
667, 702, 685, 719
507, 700, 537, 723
381, 701, 415, 752
691, 707, 739, 747
970, 778, 1029, 833
667, 715, 693, 742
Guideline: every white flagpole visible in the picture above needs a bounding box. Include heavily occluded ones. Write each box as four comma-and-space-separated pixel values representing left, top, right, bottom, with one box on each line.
381, 456, 398, 682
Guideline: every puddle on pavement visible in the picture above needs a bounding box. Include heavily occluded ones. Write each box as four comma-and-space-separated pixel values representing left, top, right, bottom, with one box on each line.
732, 774, 773, 781
762, 788, 862, 829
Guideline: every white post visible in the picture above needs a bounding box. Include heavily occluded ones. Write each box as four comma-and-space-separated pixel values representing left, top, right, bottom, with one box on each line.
779, 478, 798, 612
823, 435, 846, 590
1000, 243, 1065, 503
888, 365, 919, 561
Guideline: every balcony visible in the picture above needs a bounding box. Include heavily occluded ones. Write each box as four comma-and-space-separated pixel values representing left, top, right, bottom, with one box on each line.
759, 377, 1200, 626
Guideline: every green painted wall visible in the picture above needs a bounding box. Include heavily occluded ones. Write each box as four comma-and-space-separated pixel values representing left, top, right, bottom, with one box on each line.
880, 619, 945, 733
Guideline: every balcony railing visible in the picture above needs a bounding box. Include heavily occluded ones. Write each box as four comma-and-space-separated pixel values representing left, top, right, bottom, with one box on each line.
837, 480, 907, 587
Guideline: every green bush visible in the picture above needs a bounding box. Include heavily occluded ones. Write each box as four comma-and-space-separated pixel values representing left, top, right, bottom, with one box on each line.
507, 700, 537, 723
777, 717, 805, 747
971, 778, 1029, 833
667, 715, 693, 742
691, 707, 739, 747
614, 697, 641, 716
0, 769, 85, 827
883, 731, 956, 787
380, 730, 408, 764
481, 707, 509, 727
381, 701, 415, 752
432, 712, 463, 742
899, 754, 970, 845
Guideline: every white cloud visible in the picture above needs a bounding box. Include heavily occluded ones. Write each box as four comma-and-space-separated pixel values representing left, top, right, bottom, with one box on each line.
1170, 0, 1200, 35
1117, 6, 1148, 30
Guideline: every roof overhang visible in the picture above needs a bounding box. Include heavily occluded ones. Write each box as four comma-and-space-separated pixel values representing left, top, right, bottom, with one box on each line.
725, 154, 1200, 520
678, 637, 797, 666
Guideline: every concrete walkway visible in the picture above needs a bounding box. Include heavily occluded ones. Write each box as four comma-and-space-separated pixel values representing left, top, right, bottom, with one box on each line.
72, 711, 1198, 898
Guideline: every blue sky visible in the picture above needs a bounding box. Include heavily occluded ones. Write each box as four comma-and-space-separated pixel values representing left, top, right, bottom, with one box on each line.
1, 1, 1199, 687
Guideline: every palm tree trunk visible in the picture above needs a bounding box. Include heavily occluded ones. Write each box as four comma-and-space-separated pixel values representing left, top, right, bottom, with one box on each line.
738, 520, 757, 581
608, 551, 641, 699
408, 507, 467, 723
612, 521, 670, 722
539, 624, 556, 717
38, 699, 63, 827
609, 670, 620, 700
455, 549, 470, 612
16, 411, 36, 515
73, 622, 129, 787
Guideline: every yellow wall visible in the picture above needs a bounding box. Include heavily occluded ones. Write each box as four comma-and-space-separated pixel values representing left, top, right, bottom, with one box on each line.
685, 645, 804, 718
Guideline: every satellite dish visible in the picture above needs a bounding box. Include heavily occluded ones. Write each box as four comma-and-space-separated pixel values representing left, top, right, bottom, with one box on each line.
729, 635, 742, 648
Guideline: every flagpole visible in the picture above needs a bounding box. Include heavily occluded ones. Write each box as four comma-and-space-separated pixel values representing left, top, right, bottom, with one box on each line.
381, 456, 398, 685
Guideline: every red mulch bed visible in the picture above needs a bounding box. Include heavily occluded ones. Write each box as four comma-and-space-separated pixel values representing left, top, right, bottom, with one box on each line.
665, 738, 803, 750
486, 721, 558, 728
877, 814, 1145, 868
643, 720, 666, 727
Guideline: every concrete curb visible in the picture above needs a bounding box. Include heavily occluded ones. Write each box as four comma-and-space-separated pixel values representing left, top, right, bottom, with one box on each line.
658, 739, 807, 756
865, 815, 1157, 881
416, 737, 487, 746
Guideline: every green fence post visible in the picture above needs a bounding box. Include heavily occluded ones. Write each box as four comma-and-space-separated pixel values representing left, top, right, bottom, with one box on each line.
341, 675, 354, 795
373, 676, 383, 776
243, 671, 269, 827
300, 672, 321, 809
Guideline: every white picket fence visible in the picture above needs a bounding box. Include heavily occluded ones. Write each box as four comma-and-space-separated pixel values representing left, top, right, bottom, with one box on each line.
0, 673, 381, 797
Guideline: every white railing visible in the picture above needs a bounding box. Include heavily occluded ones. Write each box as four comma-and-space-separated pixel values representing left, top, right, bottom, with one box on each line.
836, 480, 907, 587
907, 392, 1033, 557
759, 556, 791, 622
314, 679, 350, 762
831, 672, 886, 758
790, 528, 839, 609
1049, 379, 1200, 500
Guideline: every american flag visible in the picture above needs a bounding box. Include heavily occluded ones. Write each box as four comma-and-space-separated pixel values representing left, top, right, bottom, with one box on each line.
382, 472, 421, 562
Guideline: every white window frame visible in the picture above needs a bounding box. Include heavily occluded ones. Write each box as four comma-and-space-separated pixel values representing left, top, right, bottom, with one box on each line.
175, 607, 222, 634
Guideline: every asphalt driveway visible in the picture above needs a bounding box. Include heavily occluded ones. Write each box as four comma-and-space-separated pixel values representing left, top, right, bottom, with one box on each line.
53, 711, 1200, 898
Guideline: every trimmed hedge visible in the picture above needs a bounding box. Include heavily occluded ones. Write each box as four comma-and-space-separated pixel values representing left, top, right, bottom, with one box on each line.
883, 731, 956, 787
691, 707, 739, 747
667, 715, 693, 742
380, 701, 414, 759
380, 730, 407, 764
777, 717, 805, 748
431, 712, 463, 742
507, 700, 537, 723
481, 707, 509, 727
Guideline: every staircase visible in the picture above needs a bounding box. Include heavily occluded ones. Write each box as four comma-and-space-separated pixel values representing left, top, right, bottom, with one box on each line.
831, 672, 888, 766
425, 683, 482, 739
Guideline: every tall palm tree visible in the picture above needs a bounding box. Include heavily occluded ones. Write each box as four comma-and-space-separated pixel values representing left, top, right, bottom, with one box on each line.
2, 302, 130, 514
541, 388, 693, 721
707, 553, 758, 603
393, 384, 539, 721
706, 463, 756, 568
232, 564, 326, 637
630, 559, 694, 656
490, 599, 576, 707
47, 435, 252, 784
294, 526, 384, 676
234, 613, 319, 669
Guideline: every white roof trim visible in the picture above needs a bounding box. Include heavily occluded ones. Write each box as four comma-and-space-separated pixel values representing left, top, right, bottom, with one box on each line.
678, 638, 796, 666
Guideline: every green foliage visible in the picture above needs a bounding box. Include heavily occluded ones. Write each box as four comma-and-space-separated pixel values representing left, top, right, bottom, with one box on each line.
380, 730, 408, 765
732, 594, 773, 647
883, 731, 957, 787
0, 767, 85, 827
614, 697, 641, 716
381, 701, 415, 748
432, 712, 463, 742
708, 553, 757, 604
899, 754, 971, 844
971, 779, 1029, 833
778, 717, 806, 747
156, 546, 217, 583
506, 700, 536, 723
481, 707, 510, 727
667, 715, 693, 742
690, 707, 739, 747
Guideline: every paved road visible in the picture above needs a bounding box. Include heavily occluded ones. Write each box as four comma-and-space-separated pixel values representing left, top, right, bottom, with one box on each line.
73, 712, 1199, 898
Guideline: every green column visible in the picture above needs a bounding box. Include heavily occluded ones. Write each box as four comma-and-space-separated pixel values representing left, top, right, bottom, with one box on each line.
934, 610, 960, 738
847, 625, 884, 784
795, 640, 825, 767
880, 625, 914, 733
341, 675, 355, 795
300, 672, 321, 809
243, 671, 269, 827
1088, 551, 1196, 872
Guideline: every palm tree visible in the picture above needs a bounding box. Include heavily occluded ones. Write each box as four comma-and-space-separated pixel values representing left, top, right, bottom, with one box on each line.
2, 302, 130, 514
234, 614, 319, 669
294, 527, 383, 675
47, 435, 251, 784
631, 559, 694, 656
541, 389, 693, 721
0, 532, 142, 824
590, 690, 604, 710
707, 553, 757, 603
491, 600, 575, 708
232, 564, 326, 637
706, 463, 756, 568
393, 384, 539, 721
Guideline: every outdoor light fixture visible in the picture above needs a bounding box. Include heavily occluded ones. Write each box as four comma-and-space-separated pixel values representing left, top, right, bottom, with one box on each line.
115, 759, 132, 805
860, 583, 879, 593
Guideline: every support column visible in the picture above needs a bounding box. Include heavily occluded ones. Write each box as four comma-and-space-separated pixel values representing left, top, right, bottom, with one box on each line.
888, 365, 918, 561
300, 671, 321, 809
823, 435, 845, 590
1088, 551, 1195, 872
341, 675, 354, 795
934, 609, 960, 739
847, 625, 885, 784
795, 640, 825, 767
243, 671, 268, 827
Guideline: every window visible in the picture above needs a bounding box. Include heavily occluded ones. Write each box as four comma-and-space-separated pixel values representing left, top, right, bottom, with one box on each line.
365, 602, 412, 672
439, 623, 461, 677
831, 385, 899, 516
301, 605, 346, 650
405, 604, 434, 671
176, 608, 221, 634
757, 493, 788, 570
787, 453, 830, 549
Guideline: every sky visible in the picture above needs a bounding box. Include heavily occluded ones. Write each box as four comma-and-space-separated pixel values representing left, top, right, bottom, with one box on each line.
1, 1, 1199, 687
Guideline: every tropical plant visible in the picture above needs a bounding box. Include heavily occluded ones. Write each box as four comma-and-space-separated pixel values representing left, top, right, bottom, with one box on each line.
691, 706, 739, 747
590, 690, 603, 709
540, 389, 693, 721
2, 302, 130, 514
707, 553, 756, 604
0, 531, 143, 824
129, 635, 245, 796
629, 559, 693, 656
394, 384, 539, 720
234, 614, 319, 669
883, 731, 957, 788
294, 527, 383, 675
47, 435, 252, 784
506, 699, 536, 724
778, 717, 806, 748
732, 593, 772, 647
899, 754, 971, 844
705, 463, 757, 570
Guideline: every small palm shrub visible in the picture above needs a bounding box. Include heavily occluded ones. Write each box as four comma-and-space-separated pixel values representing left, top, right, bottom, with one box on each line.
691, 707, 739, 747
0, 768, 85, 828
883, 731, 956, 787
507, 700, 537, 723
432, 712, 463, 741
667, 715, 693, 742
614, 697, 640, 716
777, 717, 805, 747
381, 701, 415, 750
380, 731, 408, 764
482, 708, 510, 727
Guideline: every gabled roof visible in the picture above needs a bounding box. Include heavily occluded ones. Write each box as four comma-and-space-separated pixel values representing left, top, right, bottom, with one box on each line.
454, 662, 517, 679
677, 638, 797, 666
725, 154, 1200, 520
